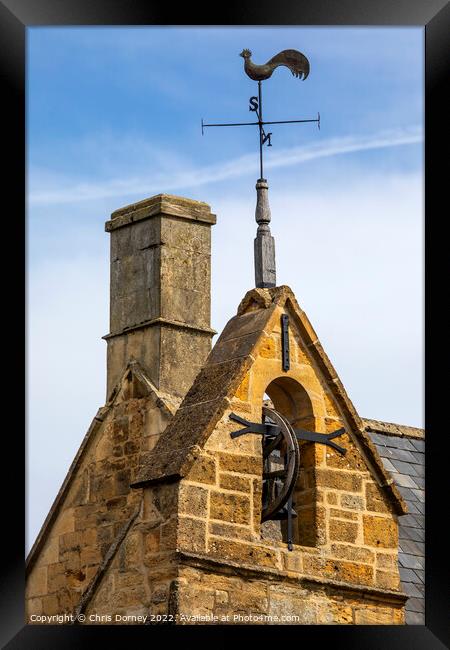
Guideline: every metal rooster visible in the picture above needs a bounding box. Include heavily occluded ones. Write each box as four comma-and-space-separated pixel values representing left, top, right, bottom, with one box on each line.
240, 48, 310, 81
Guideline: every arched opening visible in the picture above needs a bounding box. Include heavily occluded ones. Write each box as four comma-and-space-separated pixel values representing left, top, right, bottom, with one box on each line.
262, 377, 318, 547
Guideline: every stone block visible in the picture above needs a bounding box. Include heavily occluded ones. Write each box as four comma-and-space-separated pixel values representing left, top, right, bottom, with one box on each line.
363, 515, 398, 548
26, 597, 43, 617
39, 537, 60, 566
114, 469, 131, 496
92, 475, 115, 501
178, 516, 207, 553
42, 594, 59, 616
234, 374, 250, 401
26, 566, 48, 598
303, 556, 374, 586
258, 336, 277, 359
365, 482, 391, 514
315, 469, 362, 492
376, 552, 397, 570
160, 216, 212, 254
185, 454, 217, 485
376, 569, 400, 590
283, 552, 303, 573
230, 586, 269, 613
330, 543, 374, 564
353, 606, 397, 624
219, 472, 251, 493
269, 593, 317, 624
59, 530, 82, 554
122, 531, 142, 568
208, 538, 280, 569
329, 508, 358, 521
316, 600, 353, 624
215, 590, 229, 605
324, 432, 367, 472
179, 483, 208, 518
340, 493, 365, 510
145, 529, 161, 554
160, 516, 178, 549
55, 508, 75, 535
326, 491, 338, 505
210, 491, 251, 525
209, 521, 254, 542
329, 520, 359, 543
218, 452, 260, 476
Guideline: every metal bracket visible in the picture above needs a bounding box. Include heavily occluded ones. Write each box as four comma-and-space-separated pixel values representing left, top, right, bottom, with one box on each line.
294, 427, 347, 455
281, 314, 290, 371
229, 412, 279, 439
229, 412, 347, 455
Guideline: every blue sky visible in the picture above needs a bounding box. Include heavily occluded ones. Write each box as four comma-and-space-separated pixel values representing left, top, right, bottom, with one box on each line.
26, 26, 423, 550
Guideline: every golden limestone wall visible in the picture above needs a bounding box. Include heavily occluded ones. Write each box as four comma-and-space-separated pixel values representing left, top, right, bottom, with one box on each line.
171, 303, 405, 624
84, 482, 179, 623
25, 374, 173, 623
27, 296, 405, 625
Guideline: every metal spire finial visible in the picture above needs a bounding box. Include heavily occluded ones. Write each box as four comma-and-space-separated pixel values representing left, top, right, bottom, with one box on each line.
202, 48, 319, 289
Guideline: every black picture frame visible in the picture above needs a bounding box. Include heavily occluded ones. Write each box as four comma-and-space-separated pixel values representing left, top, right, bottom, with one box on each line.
3, 0, 448, 647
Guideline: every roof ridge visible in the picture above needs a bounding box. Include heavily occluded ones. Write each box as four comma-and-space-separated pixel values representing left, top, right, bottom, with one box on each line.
363, 418, 425, 439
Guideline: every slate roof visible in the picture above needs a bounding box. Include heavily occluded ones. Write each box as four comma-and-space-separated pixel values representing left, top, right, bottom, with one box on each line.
364, 418, 425, 625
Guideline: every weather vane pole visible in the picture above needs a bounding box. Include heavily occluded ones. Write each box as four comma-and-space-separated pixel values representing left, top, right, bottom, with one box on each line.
202, 48, 319, 289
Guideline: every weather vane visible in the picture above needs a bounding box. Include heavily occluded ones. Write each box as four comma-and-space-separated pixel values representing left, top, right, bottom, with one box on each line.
202, 49, 320, 289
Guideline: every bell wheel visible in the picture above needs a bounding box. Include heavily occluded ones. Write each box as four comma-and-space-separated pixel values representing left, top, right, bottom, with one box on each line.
261, 406, 300, 522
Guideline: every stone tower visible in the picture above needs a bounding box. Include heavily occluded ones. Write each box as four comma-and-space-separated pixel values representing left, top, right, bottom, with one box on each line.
25, 194, 424, 625
104, 194, 216, 399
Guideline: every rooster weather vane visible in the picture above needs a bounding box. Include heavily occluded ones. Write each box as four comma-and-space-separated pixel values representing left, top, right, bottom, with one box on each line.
202, 49, 320, 289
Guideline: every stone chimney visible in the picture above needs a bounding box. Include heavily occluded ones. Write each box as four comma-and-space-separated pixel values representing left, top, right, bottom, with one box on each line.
103, 194, 216, 400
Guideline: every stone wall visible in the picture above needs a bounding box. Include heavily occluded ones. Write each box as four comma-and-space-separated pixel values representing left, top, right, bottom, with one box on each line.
168, 300, 405, 623
27, 288, 407, 625
25, 371, 173, 622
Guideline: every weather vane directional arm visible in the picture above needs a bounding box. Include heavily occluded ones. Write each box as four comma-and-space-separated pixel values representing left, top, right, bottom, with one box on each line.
201, 48, 320, 289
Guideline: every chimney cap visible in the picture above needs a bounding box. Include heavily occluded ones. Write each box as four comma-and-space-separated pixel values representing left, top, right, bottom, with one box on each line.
105, 193, 216, 232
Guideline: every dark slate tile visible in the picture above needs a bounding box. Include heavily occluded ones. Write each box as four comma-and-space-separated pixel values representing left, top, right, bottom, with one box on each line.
402, 582, 423, 597
405, 610, 425, 625
389, 437, 417, 452
415, 514, 425, 530
393, 460, 419, 476
415, 583, 425, 595
368, 432, 391, 446
399, 567, 417, 582
399, 514, 422, 529
380, 457, 397, 473
407, 597, 425, 613
413, 463, 425, 477
399, 553, 424, 570
412, 488, 425, 503
399, 525, 425, 542
404, 500, 421, 515
414, 569, 425, 583
391, 472, 418, 489
397, 486, 418, 502
410, 439, 425, 453
375, 445, 393, 458
413, 476, 425, 489
414, 501, 425, 514
410, 451, 424, 464
399, 539, 425, 556
384, 447, 417, 463
398, 525, 414, 541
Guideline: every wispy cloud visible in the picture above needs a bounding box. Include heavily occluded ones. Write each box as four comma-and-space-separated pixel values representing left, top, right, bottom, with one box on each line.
29, 125, 422, 207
